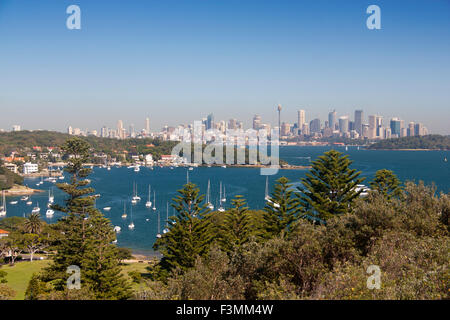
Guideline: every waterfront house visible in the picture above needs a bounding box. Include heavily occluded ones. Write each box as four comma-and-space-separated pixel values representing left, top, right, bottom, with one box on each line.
23, 162, 39, 174
0, 229, 9, 239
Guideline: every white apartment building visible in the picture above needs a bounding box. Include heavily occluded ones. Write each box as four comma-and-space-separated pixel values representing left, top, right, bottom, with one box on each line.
23, 162, 39, 174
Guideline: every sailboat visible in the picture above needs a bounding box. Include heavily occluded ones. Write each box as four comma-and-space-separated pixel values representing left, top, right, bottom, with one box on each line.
131, 182, 141, 204
221, 184, 227, 203
48, 188, 54, 204
46, 208, 54, 217
218, 183, 225, 212
128, 205, 135, 230
162, 202, 169, 234
264, 176, 270, 201
445, 157, 448, 162
0, 191, 6, 216
206, 180, 214, 210
20, 195, 29, 201
152, 190, 156, 211
156, 212, 162, 238
26, 195, 33, 205
32, 202, 41, 214
121, 202, 127, 219
145, 185, 152, 208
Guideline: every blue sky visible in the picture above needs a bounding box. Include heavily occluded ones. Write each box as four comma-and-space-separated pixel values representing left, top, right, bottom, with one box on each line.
0, 0, 449, 134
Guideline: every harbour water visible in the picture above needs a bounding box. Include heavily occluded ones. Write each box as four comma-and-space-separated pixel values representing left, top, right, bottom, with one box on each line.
2, 146, 449, 255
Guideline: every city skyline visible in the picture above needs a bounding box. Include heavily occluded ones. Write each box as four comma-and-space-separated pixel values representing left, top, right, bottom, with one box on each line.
33, 106, 429, 141
1, 0, 449, 134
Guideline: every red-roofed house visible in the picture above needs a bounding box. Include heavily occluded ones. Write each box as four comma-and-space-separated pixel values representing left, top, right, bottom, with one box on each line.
0, 229, 9, 239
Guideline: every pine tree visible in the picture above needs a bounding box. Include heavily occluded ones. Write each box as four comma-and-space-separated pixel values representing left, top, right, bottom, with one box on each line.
299, 150, 365, 222
153, 183, 212, 275
370, 169, 403, 201
219, 195, 252, 253
40, 137, 131, 299
263, 177, 299, 238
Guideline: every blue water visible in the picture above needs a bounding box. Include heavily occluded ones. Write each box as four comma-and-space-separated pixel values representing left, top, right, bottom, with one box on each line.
2, 146, 449, 255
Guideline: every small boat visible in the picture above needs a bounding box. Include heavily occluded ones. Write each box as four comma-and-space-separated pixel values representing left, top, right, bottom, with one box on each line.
162, 202, 169, 234
20, 196, 29, 201
112, 239, 118, 244
128, 205, 135, 230
46, 209, 54, 217
9, 201, 18, 205
145, 185, 152, 208
32, 203, 41, 214
188, 167, 194, 171
264, 176, 270, 201
26, 198, 33, 205
107, 166, 111, 171
121, 202, 127, 219
444, 157, 448, 162
131, 182, 141, 202
206, 180, 214, 210
59, 176, 65, 180
218, 183, 225, 212
156, 212, 162, 238
48, 189, 54, 204
134, 165, 140, 172
152, 190, 156, 211
221, 165, 227, 169
103, 207, 111, 211
114, 226, 121, 233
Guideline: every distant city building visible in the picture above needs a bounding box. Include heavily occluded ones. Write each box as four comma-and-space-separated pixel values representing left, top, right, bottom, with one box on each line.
354, 110, 364, 135
12, 125, 21, 132
297, 110, 306, 132
328, 110, 336, 130
117, 120, 125, 139
252, 115, 262, 130
310, 118, 321, 133
408, 122, 415, 136
67, 126, 73, 135
339, 116, 349, 134
145, 117, 150, 135
390, 118, 402, 136
206, 114, 214, 130
281, 122, 291, 136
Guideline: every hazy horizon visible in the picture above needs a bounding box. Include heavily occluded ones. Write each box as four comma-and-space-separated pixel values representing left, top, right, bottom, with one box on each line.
1, 0, 449, 134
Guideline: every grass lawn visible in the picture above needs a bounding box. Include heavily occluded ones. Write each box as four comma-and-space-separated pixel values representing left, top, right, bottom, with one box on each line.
2, 260, 154, 299
120, 262, 154, 291
1, 260, 50, 300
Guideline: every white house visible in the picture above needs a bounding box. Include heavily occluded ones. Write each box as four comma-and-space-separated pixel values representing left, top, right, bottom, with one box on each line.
145, 154, 154, 166
23, 162, 39, 174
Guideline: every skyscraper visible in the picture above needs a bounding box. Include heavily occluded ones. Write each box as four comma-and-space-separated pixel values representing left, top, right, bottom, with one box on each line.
310, 118, 321, 133
328, 110, 337, 130
390, 118, 402, 137
368, 115, 377, 139
354, 110, 364, 135
145, 117, 150, 134
117, 120, 124, 139
297, 110, 305, 131
339, 116, 349, 134
408, 122, 415, 136
206, 114, 214, 130
252, 115, 262, 130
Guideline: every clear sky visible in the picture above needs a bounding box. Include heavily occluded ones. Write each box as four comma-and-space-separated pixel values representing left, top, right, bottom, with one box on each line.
0, 0, 449, 134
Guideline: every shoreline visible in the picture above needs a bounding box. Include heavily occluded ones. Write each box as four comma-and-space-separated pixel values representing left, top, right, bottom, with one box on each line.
4, 185, 44, 196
